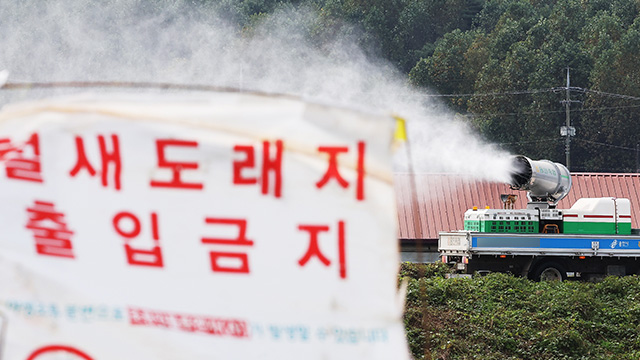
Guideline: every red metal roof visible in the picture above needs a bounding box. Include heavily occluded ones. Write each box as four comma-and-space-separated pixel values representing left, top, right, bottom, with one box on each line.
395, 173, 640, 240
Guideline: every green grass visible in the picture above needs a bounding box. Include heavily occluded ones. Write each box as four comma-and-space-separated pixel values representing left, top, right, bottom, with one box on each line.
400, 263, 640, 360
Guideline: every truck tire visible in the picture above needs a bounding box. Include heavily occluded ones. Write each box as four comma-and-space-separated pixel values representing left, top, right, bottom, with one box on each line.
531, 261, 567, 281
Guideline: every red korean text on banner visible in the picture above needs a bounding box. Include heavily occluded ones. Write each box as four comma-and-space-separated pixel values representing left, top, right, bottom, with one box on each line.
0, 137, 17, 169
113, 211, 164, 268
128, 306, 250, 338
0, 133, 43, 183
25, 201, 75, 258
0, 137, 14, 158
297, 220, 347, 279
232, 140, 283, 198
150, 139, 203, 190
69, 134, 122, 190
201, 218, 255, 274
316, 141, 365, 200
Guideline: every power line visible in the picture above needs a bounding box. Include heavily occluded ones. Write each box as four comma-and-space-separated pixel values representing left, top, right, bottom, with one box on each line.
418, 86, 640, 102
498, 138, 562, 146
574, 138, 637, 151
459, 102, 640, 118
577, 88, 640, 101
573, 103, 640, 113
461, 109, 564, 117
418, 88, 556, 98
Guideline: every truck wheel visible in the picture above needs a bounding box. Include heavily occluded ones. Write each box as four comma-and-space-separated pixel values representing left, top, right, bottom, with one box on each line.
532, 262, 567, 281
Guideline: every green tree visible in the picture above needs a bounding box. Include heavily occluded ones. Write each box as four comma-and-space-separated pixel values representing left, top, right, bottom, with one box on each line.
580, 19, 640, 172
465, 0, 592, 162
214, 0, 640, 172
396, 0, 478, 71
580, 11, 624, 60
409, 29, 477, 109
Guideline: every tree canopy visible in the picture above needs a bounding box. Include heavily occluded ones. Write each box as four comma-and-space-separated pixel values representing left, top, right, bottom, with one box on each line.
218, 0, 640, 172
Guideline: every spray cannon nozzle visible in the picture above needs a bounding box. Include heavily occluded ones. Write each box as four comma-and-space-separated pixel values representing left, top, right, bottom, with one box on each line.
509, 155, 532, 189
507, 155, 572, 205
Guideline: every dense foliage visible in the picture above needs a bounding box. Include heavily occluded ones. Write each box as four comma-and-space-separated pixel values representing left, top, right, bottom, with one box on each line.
408, 0, 640, 172
214, 0, 640, 172
399, 262, 640, 359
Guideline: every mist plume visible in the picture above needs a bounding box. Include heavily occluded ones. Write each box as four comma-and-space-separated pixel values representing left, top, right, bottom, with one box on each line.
0, 0, 514, 182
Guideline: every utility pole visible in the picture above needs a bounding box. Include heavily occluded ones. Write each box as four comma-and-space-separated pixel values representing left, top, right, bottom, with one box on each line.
560, 67, 578, 170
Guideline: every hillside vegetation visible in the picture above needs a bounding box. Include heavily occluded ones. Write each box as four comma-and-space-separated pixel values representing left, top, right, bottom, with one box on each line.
400, 262, 640, 359
218, 0, 640, 172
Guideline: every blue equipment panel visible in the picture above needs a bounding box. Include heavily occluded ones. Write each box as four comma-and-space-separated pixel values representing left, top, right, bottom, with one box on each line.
472, 236, 640, 250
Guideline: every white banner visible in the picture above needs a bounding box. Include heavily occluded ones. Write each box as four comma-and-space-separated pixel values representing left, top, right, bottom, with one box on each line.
0, 92, 408, 359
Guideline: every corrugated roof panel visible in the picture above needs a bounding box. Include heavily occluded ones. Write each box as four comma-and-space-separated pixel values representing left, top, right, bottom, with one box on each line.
446, 178, 461, 231
394, 174, 412, 238
393, 175, 403, 236
602, 175, 614, 198
432, 176, 450, 232
479, 182, 491, 208
421, 175, 436, 238
459, 178, 473, 209
614, 174, 626, 196
445, 177, 459, 232
466, 179, 483, 208
591, 173, 604, 196
575, 175, 588, 200
416, 176, 430, 238
394, 175, 411, 238
445, 177, 458, 231
396, 173, 640, 240
619, 176, 633, 227
624, 176, 640, 228
564, 175, 579, 205
423, 176, 438, 235
456, 178, 474, 229
453, 178, 471, 231
420, 177, 430, 238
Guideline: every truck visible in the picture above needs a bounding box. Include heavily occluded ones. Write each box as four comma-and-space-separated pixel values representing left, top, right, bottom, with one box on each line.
439, 155, 640, 281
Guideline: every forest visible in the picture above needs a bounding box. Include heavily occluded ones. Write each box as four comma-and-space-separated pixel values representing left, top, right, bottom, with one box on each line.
216, 0, 640, 172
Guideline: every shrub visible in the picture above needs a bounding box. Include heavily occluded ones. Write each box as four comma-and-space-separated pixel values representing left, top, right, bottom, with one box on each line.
402, 271, 640, 360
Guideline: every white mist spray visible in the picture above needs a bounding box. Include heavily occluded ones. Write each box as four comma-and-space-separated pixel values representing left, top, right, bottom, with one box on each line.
0, 0, 514, 182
